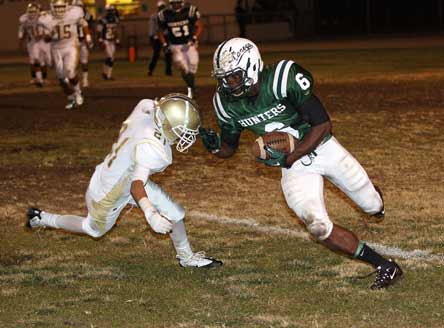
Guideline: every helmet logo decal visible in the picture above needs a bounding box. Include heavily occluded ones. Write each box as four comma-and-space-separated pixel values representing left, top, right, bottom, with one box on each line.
233, 43, 253, 65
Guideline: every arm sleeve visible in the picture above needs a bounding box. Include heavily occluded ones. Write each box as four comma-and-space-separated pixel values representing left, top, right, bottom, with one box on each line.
298, 95, 330, 126
157, 11, 167, 30
212, 93, 242, 149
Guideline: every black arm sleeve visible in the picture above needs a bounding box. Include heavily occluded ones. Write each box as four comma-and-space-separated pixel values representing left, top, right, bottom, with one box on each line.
298, 95, 330, 126
221, 129, 241, 149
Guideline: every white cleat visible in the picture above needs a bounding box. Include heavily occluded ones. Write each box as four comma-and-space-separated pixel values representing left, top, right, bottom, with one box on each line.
65, 99, 76, 110
178, 251, 223, 268
75, 93, 84, 106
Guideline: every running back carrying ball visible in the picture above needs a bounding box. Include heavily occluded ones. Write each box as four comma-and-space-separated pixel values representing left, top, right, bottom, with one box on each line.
252, 131, 297, 160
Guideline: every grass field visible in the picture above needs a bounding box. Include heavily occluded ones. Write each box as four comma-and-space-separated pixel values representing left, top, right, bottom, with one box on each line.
1, 40, 444, 327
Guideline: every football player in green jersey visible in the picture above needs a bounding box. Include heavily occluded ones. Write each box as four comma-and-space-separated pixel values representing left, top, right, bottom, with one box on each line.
200, 37, 403, 289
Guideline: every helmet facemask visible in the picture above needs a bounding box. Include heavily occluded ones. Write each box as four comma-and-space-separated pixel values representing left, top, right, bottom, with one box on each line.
169, 0, 184, 12
27, 3, 40, 19
213, 38, 263, 98
154, 94, 201, 153
51, 0, 67, 19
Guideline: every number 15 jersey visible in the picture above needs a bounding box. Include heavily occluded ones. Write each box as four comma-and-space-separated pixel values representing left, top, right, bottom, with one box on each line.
39, 5, 86, 49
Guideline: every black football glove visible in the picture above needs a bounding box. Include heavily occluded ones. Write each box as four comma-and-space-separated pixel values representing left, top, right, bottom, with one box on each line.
199, 127, 221, 153
256, 146, 290, 168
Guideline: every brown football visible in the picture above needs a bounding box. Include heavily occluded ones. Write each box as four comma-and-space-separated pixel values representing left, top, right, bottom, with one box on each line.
252, 131, 298, 160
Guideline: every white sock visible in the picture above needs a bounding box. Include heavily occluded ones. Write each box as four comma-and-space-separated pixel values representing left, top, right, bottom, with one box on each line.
108, 67, 113, 79
169, 220, 193, 260
82, 72, 88, 83
41, 211, 86, 234
36, 71, 43, 82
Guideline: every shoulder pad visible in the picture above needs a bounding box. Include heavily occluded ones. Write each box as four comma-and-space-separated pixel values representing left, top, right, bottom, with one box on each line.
272, 60, 295, 99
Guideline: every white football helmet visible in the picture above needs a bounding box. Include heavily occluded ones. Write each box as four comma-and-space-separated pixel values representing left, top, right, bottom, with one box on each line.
213, 37, 263, 97
51, 0, 68, 18
169, 0, 184, 11
26, 3, 40, 19
154, 93, 201, 152
71, 0, 83, 7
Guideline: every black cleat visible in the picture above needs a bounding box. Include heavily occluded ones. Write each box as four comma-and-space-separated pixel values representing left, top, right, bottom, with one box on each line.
26, 207, 43, 229
369, 259, 403, 290
101, 73, 109, 80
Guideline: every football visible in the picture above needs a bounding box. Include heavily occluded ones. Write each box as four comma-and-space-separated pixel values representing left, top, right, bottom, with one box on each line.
252, 131, 298, 160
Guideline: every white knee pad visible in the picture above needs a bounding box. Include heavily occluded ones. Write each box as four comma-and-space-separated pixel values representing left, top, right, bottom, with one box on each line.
305, 216, 333, 241
82, 218, 109, 238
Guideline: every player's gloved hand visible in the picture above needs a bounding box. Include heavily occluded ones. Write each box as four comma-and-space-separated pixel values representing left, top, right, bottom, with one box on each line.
162, 43, 171, 55
86, 34, 94, 49
98, 38, 105, 49
199, 127, 221, 153
188, 35, 198, 48
115, 39, 121, 47
144, 207, 173, 234
256, 146, 290, 168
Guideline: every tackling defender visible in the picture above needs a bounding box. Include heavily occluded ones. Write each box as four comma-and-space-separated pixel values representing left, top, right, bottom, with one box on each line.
200, 38, 403, 289
157, 0, 202, 97
39, 0, 93, 109
18, 3, 44, 87
27, 93, 223, 268
97, 5, 120, 81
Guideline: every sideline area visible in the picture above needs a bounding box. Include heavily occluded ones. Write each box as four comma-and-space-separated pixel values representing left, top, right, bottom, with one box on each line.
2, 34, 444, 65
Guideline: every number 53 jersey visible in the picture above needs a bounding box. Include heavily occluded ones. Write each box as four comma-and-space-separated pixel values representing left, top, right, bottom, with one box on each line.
88, 100, 173, 206
39, 5, 86, 49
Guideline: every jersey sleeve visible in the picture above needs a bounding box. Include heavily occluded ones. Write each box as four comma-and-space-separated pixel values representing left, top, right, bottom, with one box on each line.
132, 139, 170, 182
212, 93, 243, 135
272, 60, 314, 106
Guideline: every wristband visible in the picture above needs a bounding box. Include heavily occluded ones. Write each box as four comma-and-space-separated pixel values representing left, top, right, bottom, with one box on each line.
139, 197, 155, 215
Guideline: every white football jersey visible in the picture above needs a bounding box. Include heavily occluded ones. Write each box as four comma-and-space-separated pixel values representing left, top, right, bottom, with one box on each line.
88, 99, 173, 206
18, 13, 40, 43
39, 5, 85, 49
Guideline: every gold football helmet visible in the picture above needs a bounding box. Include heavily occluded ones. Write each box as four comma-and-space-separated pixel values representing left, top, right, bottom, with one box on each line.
26, 3, 40, 19
154, 93, 201, 152
50, 0, 67, 18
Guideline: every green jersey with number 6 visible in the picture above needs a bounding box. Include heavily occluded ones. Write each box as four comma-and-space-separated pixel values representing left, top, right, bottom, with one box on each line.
213, 60, 315, 139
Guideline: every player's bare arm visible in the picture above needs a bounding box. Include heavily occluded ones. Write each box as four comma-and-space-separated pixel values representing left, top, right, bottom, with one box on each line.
193, 19, 203, 40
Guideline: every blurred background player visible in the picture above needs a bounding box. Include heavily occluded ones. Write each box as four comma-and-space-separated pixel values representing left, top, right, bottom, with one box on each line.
27, 93, 223, 269
72, 0, 93, 88
39, 0, 93, 109
36, 6, 53, 85
157, 0, 202, 97
147, 1, 172, 77
97, 5, 120, 81
18, 3, 44, 87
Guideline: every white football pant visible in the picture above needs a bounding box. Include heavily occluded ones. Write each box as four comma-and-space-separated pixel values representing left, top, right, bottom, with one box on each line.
281, 136, 383, 241
169, 43, 199, 74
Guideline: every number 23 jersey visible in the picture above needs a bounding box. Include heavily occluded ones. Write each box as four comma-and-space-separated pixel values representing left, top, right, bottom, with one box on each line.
88, 99, 173, 204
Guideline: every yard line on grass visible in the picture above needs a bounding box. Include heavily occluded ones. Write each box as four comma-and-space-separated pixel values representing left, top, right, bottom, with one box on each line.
190, 211, 444, 263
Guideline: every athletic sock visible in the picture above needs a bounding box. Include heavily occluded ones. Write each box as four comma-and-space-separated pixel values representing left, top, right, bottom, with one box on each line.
354, 241, 389, 268
41, 212, 85, 234
169, 220, 193, 260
